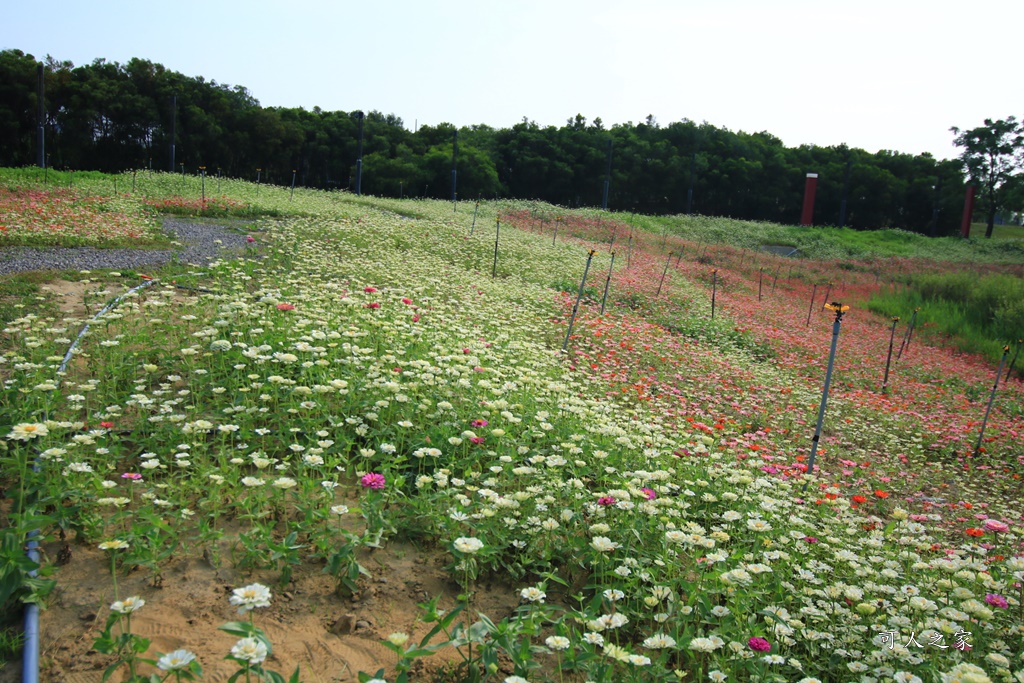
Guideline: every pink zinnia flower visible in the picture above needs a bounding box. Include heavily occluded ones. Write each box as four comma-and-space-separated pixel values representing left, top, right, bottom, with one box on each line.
276, 303, 295, 311
597, 496, 616, 506
246, 235, 256, 243
469, 437, 485, 445
748, 637, 771, 653
366, 302, 380, 309
640, 488, 656, 500
360, 473, 386, 489
363, 286, 377, 293
401, 298, 413, 305
984, 593, 1009, 609
803, 536, 818, 544
471, 419, 488, 428
982, 519, 1009, 533
121, 473, 142, 480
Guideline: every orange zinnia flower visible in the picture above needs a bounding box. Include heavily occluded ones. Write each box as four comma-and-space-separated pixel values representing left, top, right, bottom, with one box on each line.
965, 528, 985, 537
874, 490, 889, 499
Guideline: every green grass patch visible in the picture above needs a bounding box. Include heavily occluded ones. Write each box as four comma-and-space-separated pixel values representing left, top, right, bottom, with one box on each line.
867, 270, 1024, 369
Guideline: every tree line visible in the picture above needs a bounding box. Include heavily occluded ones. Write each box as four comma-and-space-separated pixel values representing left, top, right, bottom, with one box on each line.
1, 48, 1015, 235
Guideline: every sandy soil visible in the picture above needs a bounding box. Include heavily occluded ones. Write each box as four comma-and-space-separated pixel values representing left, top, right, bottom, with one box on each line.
5, 536, 519, 683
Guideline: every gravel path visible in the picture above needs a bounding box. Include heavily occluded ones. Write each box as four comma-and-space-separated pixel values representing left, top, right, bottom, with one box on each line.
0, 219, 257, 276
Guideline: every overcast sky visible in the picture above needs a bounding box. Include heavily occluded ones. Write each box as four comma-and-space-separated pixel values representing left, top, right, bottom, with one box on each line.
5, 0, 1021, 160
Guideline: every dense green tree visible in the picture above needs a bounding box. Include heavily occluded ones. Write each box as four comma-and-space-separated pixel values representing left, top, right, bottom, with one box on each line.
951, 117, 1023, 237
0, 48, 991, 235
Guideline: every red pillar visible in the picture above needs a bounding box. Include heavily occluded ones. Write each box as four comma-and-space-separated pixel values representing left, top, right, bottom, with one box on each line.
800, 173, 818, 226
960, 185, 975, 238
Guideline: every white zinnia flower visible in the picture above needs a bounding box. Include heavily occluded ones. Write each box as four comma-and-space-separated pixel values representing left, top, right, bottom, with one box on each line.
157, 649, 196, 671
230, 637, 267, 664
7, 423, 49, 440
229, 583, 272, 613
453, 537, 484, 554
110, 596, 145, 614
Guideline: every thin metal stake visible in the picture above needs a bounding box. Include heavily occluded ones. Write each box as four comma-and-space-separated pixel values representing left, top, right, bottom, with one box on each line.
290, 169, 296, 200
1007, 339, 1022, 381
804, 303, 849, 490
471, 202, 479, 235
711, 269, 718, 319
806, 284, 818, 326
896, 308, 919, 362
882, 317, 900, 390
600, 252, 615, 315
758, 268, 764, 302
563, 250, 597, 352
656, 253, 672, 297
973, 346, 1011, 457
492, 219, 500, 278
820, 281, 833, 310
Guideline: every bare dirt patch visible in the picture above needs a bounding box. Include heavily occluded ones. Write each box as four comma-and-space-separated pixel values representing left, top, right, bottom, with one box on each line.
13, 539, 519, 683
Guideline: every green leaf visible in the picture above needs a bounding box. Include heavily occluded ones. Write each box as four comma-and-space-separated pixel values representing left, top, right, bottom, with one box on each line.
218, 621, 257, 638
101, 661, 123, 682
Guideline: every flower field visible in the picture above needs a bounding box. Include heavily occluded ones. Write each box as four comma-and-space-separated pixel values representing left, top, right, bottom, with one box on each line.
0, 184, 164, 248
1, 172, 1023, 683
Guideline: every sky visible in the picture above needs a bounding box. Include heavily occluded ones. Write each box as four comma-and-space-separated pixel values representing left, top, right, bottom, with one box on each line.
5, 0, 1022, 161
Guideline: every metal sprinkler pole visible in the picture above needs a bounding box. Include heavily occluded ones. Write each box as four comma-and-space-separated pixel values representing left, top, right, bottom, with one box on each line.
563, 250, 597, 352
896, 308, 919, 362
1007, 339, 1022, 381
656, 252, 672, 297
492, 219, 500, 278
600, 252, 615, 315
804, 303, 849, 490
820, 281, 833, 310
973, 346, 1011, 457
882, 317, 900, 390
711, 269, 718, 319
806, 284, 818, 326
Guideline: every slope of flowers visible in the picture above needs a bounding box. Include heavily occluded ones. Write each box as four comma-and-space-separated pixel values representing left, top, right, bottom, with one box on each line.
0, 186, 162, 247
1, 190, 1022, 682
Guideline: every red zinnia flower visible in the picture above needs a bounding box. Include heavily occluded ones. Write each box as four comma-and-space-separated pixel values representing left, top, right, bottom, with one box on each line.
965, 528, 985, 537
360, 473, 386, 489
747, 637, 771, 653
